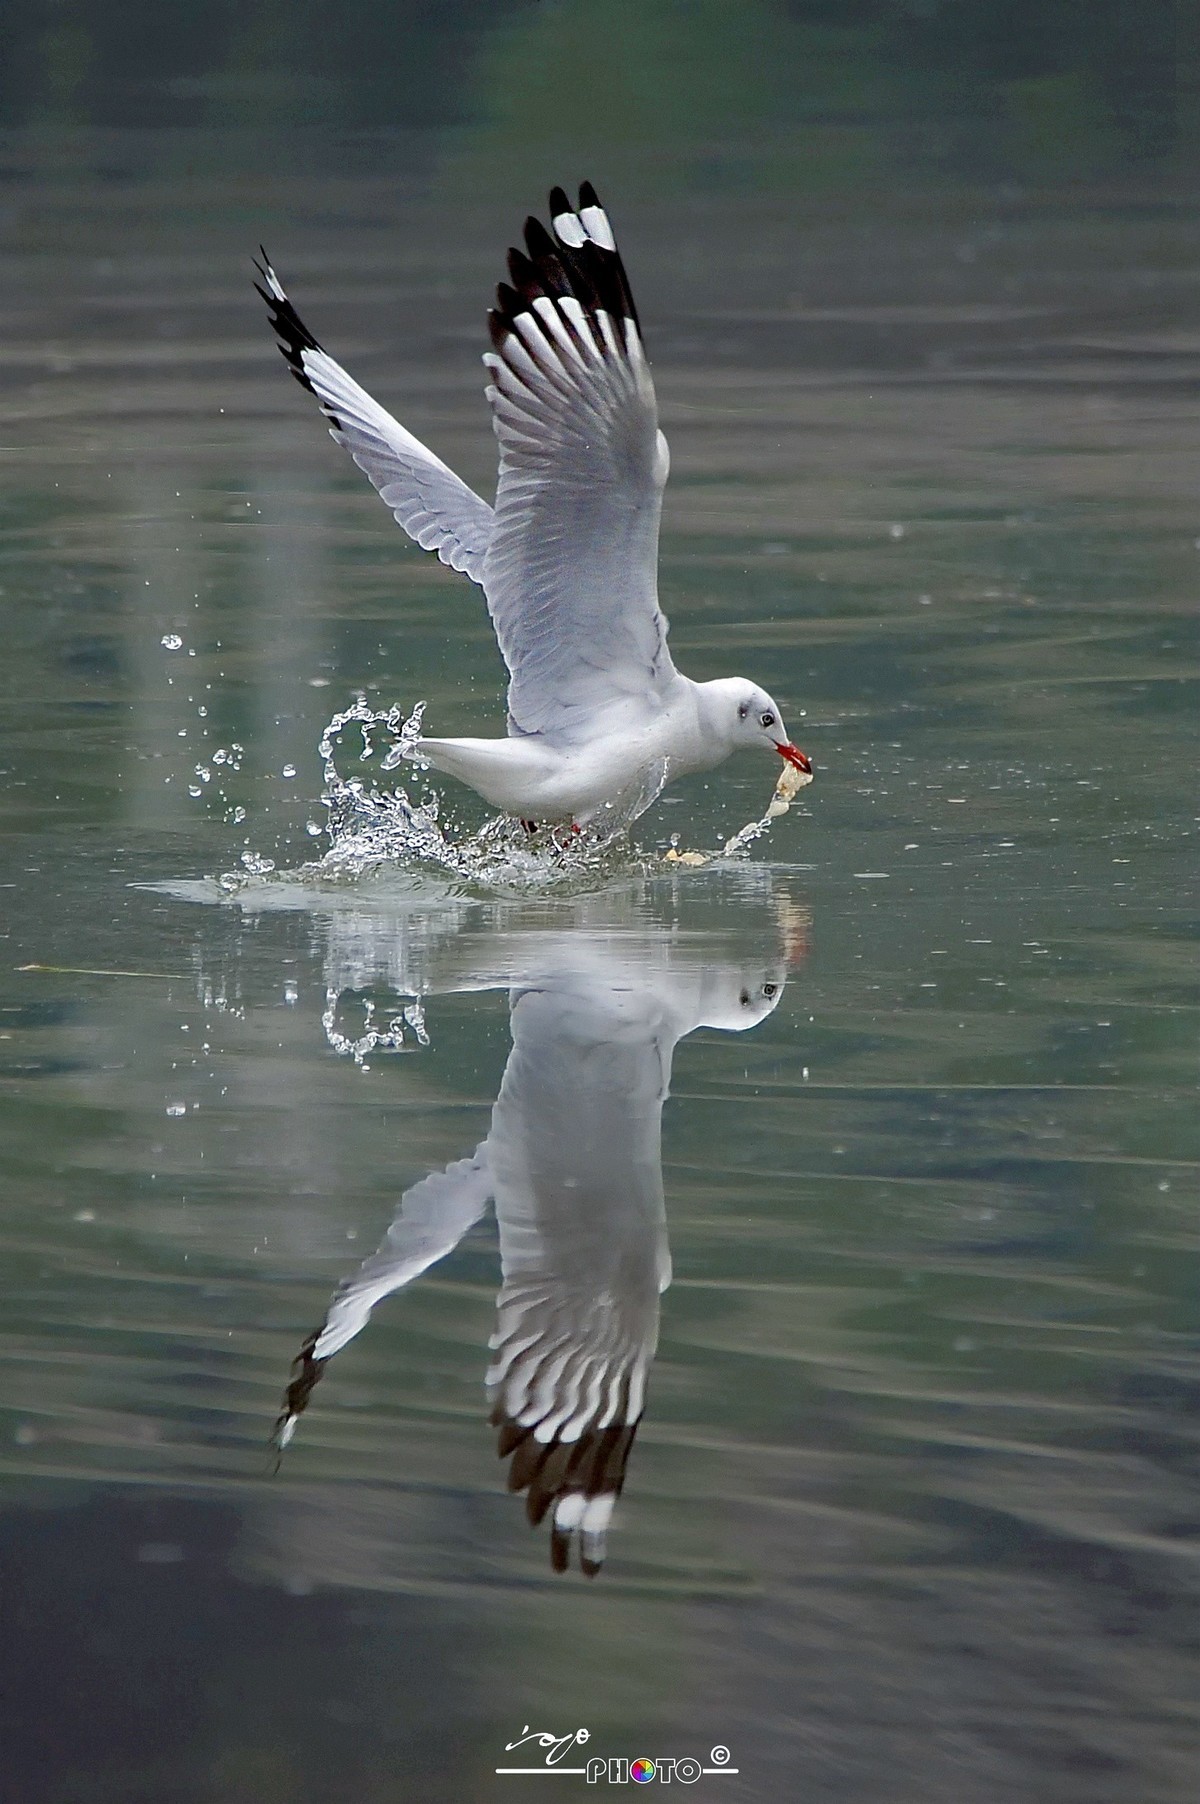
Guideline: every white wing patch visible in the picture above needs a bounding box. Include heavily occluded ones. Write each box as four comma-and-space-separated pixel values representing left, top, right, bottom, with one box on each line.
578, 201, 616, 252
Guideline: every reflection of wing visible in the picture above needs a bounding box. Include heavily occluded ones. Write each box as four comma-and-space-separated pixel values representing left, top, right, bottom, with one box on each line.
484, 980, 672, 1574
274, 1148, 492, 1451
256, 255, 494, 581
270, 899, 792, 1568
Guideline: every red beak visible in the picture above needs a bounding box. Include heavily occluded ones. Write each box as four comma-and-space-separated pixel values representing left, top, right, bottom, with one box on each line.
776, 742, 813, 774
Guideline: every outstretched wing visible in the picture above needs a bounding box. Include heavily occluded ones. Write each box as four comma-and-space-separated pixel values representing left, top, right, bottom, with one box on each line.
273, 1148, 493, 1452
255, 254, 494, 582
485, 980, 672, 1574
482, 184, 676, 740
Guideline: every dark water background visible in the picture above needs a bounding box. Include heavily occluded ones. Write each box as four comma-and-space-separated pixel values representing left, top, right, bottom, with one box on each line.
1, 6, 1197, 1800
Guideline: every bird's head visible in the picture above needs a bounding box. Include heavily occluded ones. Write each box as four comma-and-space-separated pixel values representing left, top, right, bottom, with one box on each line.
711, 678, 812, 775
695, 963, 787, 1032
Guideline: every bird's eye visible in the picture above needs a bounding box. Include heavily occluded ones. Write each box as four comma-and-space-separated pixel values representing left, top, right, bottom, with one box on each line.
737, 701, 749, 720
762, 982, 777, 998
760, 710, 775, 728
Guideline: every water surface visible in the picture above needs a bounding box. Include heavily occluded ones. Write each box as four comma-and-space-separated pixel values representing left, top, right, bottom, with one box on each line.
1, 124, 1197, 1803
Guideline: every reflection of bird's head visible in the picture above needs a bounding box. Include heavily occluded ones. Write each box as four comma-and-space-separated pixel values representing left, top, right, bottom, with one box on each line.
695, 964, 786, 1033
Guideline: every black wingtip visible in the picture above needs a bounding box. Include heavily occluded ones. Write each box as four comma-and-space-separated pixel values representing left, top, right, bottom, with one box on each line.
490, 1410, 640, 1576
506, 244, 543, 300
270, 1333, 329, 1458
494, 279, 523, 320
525, 1484, 553, 1528
486, 308, 508, 352
488, 183, 639, 354
523, 215, 557, 261
252, 254, 337, 416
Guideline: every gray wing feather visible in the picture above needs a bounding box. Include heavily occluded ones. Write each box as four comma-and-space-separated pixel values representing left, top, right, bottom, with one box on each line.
311, 1147, 492, 1362
483, 976, 671, 1571
481, 190, 675, 739
274, 1146, 492, 1453
256, 255, 494, 582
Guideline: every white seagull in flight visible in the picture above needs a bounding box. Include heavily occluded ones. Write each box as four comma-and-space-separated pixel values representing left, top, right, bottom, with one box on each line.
256, 183, 813, 831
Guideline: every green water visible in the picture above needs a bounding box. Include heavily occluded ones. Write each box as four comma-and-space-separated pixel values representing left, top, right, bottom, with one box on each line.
1, 80, 1198, 1804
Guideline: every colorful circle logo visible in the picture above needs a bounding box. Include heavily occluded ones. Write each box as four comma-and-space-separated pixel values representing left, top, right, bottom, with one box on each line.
631, 1758, 656, 1783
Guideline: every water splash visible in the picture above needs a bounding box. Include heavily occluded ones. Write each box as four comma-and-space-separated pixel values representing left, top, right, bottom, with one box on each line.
322, 989, 430, 1067
718, 808, 776, 860
239, 850, 276, 876
216, 695, 797, 898
667, 763, 812, 866
300, 695, 653, 892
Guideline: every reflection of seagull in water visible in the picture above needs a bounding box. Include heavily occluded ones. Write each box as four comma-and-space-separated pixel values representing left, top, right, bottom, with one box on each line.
276, 938, 785, 1575
255, 184, 813, 831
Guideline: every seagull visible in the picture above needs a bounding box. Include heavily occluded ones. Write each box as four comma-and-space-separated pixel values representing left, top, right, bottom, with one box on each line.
273, 923, 786, 1574
255, 183, 813, 830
